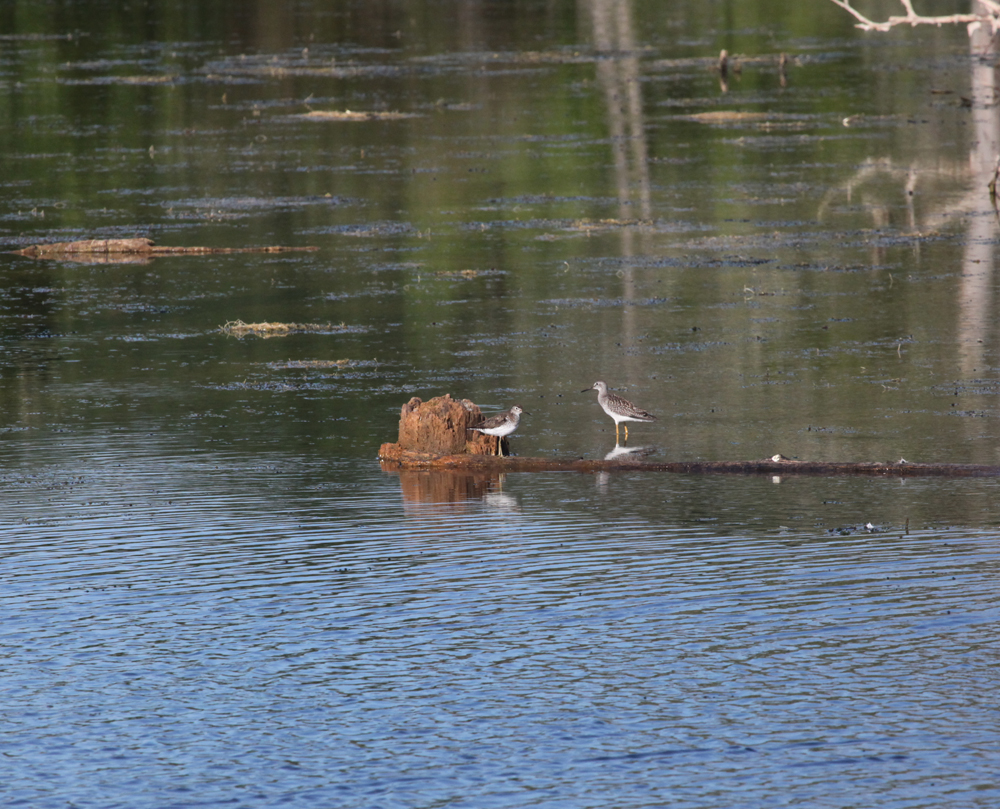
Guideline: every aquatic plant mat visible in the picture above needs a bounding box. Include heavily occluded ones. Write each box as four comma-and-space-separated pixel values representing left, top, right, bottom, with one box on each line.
12, 238, 317, 258
294, 110, 420, 121
219, 320, 350, 338
267, 359, 356, 369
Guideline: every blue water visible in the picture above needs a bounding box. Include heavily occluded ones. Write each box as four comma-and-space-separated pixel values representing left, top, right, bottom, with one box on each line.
4, 3, 1000, 805
4, 435, 999, 809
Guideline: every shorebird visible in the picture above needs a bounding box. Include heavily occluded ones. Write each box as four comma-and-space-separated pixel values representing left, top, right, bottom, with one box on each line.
469, 405, 526, 456
582, 381, 656, 441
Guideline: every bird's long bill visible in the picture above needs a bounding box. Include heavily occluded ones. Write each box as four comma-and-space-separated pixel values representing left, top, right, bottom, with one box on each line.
580, 388, 591, 393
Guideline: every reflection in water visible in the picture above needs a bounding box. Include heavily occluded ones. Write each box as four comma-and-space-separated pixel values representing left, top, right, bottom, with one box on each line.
597, 441, 654, 489
811, 15, 1000, 454
603, 441, 656, 460
585, 0, 652, 224
960, 13, 999, 376
584, 0, 650, 380
393, 468, 517, 514
482, 486, 521, 514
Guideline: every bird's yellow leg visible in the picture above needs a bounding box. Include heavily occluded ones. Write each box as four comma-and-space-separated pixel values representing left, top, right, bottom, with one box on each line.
623, 423, 629, 441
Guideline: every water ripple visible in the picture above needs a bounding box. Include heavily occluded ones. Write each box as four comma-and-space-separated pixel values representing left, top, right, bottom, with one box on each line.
3, 445, 1000, 809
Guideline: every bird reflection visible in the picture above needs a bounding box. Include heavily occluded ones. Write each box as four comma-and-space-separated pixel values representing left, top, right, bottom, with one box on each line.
394, 469, 520, 516
483, 473, 521, 513
604, 442, 657, 461
483, 489, 520, 514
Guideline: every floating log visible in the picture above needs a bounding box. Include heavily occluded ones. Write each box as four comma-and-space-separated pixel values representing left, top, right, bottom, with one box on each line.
378, 394, 1000, 477
13, 238, 318, 258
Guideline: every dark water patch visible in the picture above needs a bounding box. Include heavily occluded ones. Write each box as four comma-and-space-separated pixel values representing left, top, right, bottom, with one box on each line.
264, 359, 380, 372
308, 222, 415, 237
802, 424, 860, 434
213, 380, 321, 392
675, 229, 953, 253
706, 255, 777, 267
429, 268, 506, 279
487, 194, 622, 206
324, 285, 400, 301
198, 53, 424, 81
167, 195, 355, 218
540, 296, 673, 309
469, 217, 697, 236
649, 341, 732, 354
723, 132, 892, 151
108, 302, 176, 314
112, 332, 203, 342
582, 254, 710, 271
413, 48, 610, 68
932, 379, 1000, 396
779, 262, 892, 273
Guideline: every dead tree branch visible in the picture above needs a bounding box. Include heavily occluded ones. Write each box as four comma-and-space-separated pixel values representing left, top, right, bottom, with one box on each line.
827, 0, 1000, 33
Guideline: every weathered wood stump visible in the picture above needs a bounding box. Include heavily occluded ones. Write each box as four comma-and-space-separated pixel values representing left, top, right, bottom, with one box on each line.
377, 394, 502, 460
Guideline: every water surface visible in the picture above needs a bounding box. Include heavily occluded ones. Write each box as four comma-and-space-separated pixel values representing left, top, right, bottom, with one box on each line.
3, 1, 1000, 807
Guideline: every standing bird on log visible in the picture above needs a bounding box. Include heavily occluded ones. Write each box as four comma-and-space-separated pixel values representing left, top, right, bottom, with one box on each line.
582, 381, 656, 441
469, 405, 526, 456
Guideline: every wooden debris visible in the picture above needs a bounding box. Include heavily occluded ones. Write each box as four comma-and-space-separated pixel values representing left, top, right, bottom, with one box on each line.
13, 238, 318, 259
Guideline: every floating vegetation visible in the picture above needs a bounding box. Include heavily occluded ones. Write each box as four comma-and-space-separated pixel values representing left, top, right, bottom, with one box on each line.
568, 217, 650, 232
62, 74, 179, 86
219, 320, 354, 338
14, 238, 318, 259
295, 110, 420, 122
267, 359, 356, 370
434, 269, 490, 278
686, 110, 774, 123
683, 111, 812, 130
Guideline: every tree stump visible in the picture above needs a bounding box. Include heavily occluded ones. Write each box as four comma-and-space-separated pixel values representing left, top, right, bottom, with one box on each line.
377, 394, 499, 461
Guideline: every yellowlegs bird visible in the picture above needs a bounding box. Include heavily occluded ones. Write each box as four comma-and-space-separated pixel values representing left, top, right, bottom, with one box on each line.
469, 405, 526, 456
582, 381, 656, 441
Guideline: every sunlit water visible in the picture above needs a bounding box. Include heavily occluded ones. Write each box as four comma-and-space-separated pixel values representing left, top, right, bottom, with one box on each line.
5, 1, 1000, 806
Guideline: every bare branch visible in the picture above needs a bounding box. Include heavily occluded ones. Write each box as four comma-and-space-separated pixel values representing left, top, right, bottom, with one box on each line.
826, 0, 891, 31
827, 0, 1000, 33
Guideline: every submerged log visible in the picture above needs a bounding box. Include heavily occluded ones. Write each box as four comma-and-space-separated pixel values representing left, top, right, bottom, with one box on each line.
13, 238, 318, 258
379, 453, 1000, 478
378, 394, 1000, 477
